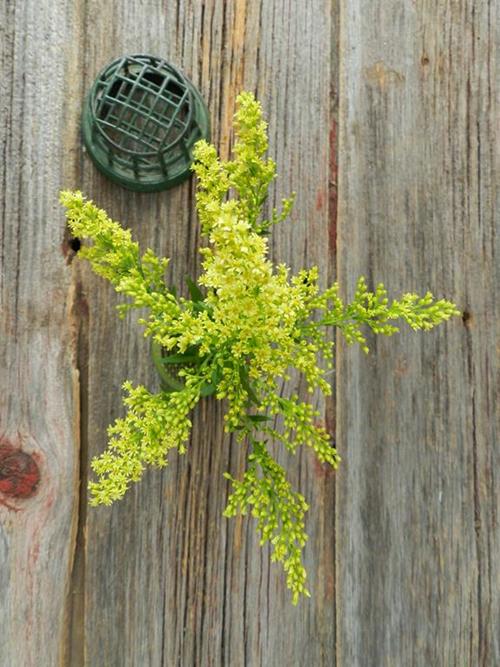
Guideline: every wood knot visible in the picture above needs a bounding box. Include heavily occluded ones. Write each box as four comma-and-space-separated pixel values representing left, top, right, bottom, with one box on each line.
462, 310, 473, 327
0, 443, 40, 499
62, 227, 81, 265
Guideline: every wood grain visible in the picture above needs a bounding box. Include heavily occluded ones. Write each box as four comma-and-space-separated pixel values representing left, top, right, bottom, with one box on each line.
75, 1, 337, 665
336, 1, 498, 665
2, 0, 498, 664
0, 1, 83, 665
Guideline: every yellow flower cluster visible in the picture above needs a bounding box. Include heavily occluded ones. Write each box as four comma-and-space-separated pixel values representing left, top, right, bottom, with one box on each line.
223, 440, 310, 604
61, 91, 459, 604
89, 382, 199, 505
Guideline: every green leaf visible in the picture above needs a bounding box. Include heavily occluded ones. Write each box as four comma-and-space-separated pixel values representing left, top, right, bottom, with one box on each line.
185, 275, 204, 302
211, 369, 222, 385
238, 366, 260, 406
247, 414, 271, 423
200, 382, 217, 397
159, 352, 200, 365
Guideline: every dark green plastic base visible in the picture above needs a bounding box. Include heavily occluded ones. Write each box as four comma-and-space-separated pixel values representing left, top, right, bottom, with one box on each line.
151, 341, 217, 397
82, 56, 210, 192
151, 341, 187, 392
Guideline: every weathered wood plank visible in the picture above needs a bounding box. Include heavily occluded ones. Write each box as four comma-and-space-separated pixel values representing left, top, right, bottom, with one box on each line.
0, 2, 83, 665
4, 0, 497, 664
336, 1, 498, 665
75, 1, 338, 665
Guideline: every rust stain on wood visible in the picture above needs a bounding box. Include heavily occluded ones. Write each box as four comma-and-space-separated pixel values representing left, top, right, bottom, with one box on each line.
313, 456, 336, 480
0, 439, 41, 501
219, 0, 248, 159
315, 189, 325, 211
363, 60, 405, 89
329, 119, 338, 257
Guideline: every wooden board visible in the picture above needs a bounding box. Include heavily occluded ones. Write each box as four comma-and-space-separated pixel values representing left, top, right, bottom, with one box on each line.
1, 0, 498, 665
0, 1, 83, 664
74, 2, 337, 666
336, 0, 499, 665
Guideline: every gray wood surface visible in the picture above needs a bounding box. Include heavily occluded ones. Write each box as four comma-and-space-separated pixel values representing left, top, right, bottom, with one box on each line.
0, 1, 82, 665
75, 2, 337, 666
1, 0, 497, 665
336, 1, 499, 665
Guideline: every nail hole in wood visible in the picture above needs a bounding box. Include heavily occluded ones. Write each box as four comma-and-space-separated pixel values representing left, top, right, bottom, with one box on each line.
69, 237, 81, 253
62, 229, 82, 264
462, 310, 472, 326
